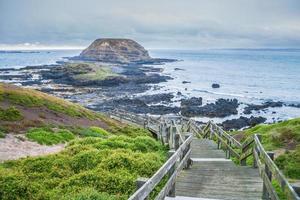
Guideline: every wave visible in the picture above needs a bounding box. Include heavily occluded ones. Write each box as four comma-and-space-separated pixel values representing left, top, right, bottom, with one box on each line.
193, 89, 248, 98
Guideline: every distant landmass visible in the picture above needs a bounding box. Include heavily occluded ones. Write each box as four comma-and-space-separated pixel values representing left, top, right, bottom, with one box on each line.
72, 38, 176, 64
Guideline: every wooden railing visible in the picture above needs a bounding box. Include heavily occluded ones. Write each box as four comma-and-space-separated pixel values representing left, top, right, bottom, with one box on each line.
196, 120, 300, 200
108, 110, 299, 200
128, 134, 193, 200
252, 134, 300, 200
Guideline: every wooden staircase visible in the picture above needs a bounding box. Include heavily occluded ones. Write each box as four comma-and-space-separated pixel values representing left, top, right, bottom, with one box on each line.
108, 109, 300, 200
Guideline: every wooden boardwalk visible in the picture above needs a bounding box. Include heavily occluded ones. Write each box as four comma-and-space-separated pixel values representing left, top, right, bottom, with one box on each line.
173, 139, 263, 200
110, 110, 300, 200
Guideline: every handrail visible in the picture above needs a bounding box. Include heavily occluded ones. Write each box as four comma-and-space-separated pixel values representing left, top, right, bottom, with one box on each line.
128, 134, 193, 200
253, 134, 300, 200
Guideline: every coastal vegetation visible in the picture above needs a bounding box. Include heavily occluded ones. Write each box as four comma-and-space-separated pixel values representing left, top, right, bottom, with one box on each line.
0, 82, 100, 119
233, 118, 300, 180
0, 83, 167, 199
0, 106, 23, 121
0, 134, 167, 200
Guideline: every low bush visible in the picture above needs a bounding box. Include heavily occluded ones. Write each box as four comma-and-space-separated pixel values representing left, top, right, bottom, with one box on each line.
275, 146, 300, 179
79, 126, 110, 138
0, 106, 23, 121
0, 130, 5, 138
26, 127, 75, 145
0, 135, 167, 199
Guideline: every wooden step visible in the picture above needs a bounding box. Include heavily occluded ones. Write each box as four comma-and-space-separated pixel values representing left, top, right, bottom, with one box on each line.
175, 138, 263, 200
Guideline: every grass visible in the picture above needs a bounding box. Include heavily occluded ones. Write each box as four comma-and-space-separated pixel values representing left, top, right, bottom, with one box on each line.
26, 127, 75, 145
0, 83, 101, 119
78, 126, 111, 138
0, 106, 23, 121
231, 117, 300, 179
75, 66, 118, 81
0, 130, 5, 138
0, 133, 167, 200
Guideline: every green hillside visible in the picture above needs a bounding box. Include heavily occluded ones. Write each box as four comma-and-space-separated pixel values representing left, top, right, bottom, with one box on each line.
0, 83, 167, 199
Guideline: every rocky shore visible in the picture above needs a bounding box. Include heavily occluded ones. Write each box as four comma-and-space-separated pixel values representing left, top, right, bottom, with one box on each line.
0, 38, 294, 131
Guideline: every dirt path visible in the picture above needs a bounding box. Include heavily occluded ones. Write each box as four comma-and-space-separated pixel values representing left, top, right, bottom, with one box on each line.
0, 134, 65, 162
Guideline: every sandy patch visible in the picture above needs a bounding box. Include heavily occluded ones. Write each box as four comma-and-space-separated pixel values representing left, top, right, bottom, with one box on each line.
0, 134, 65, 162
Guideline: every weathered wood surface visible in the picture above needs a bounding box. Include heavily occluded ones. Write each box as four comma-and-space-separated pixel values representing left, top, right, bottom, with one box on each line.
175, 138, 263, 200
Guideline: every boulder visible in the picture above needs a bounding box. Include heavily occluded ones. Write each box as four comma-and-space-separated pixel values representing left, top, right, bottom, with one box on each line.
221, 116, 267, 130
212, 83, 220, 88
181, 98, 239, 118
243, 101, 283, 114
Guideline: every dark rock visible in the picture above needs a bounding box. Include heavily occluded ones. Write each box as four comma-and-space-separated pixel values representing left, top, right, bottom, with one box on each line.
221, 116, 267, 130
40, 87, 76, 93
93, 97, 179, 115
212, 83, 220, 88
174, 68, 184, 71
181, 98, 239, 118
21, 80, 42, 86
177, 92, 182, 96
0, 74, 32, 80
243, 101, 283, 114
181, 97, 203, 107
287, 103, 300, 108
137, 93, 174, 104
182, 81, 191, 84
0, 68, 16, 71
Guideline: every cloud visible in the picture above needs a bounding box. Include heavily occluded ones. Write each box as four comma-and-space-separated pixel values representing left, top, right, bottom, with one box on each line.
0, 0, 300, 48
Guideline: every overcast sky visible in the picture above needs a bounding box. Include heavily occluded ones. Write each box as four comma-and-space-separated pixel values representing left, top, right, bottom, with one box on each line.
1, 0, 300, 49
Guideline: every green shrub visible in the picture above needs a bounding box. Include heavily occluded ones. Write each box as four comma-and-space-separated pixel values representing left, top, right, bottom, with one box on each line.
0, 134, 166, 199
70, 150, 103, 173
79, 126, 110, 138
60, 169, 136, 196
0, 106, 23, 121
0, 130, 5, 138
275, 146, 300, 179
59, 188, 126, 200
26, 127, 75, 145
110, 125, 151, 137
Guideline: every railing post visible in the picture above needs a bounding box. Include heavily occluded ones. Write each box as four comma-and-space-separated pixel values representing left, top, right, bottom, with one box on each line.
168, 150, 176, 197
209, 123, 213, 139
227, 140, 231, 159
185, 133, 192, 169
217, 130, 221, 149
136, 177, 149, 199
175, 134, 180, 150
166, 126, 170, 147
262, 152, 274, 200
253, 135, 262, 168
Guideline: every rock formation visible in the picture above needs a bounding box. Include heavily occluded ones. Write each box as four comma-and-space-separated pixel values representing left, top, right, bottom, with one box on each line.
78, 38, 152, 63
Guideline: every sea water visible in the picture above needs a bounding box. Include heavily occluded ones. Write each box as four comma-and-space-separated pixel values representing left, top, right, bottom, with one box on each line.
149, 49, 300, 105
1, 48, 300, 122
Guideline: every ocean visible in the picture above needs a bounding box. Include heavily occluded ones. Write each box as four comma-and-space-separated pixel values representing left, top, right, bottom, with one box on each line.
1, 48, 300, 122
